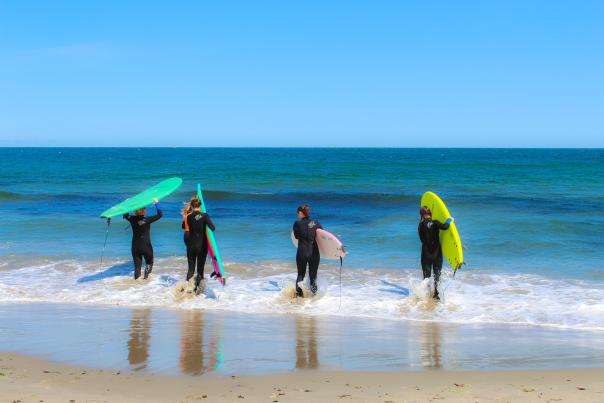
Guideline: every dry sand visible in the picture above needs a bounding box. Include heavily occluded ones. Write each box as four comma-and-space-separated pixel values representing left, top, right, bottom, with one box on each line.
1, 352, 603, 403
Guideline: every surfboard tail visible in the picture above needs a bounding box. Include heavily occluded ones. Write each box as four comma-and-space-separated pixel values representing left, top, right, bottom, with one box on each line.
206, 237, 225, 285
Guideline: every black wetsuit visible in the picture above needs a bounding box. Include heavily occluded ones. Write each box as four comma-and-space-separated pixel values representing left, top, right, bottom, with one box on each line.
182, 210, 215, 282
293, 217, 322, 295
123, 205, 163, 279
418, 218, 450, 296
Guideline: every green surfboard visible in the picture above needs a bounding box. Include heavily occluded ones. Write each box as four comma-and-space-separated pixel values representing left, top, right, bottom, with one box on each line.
198, 183, 226, 284
100, 177, 183, 218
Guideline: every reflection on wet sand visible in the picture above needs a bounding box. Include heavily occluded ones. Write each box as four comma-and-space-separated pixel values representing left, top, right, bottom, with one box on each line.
180, 310, 205, 375
295, 316, 318, 369
420, 322, 442, 369
127, 308, 151, 371
178, 309, 223, 375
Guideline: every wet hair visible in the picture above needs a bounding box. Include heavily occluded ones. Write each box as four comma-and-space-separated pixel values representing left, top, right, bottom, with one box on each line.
297, 204, 310, 218
420, 206, 431, 219
181, 195, 201, 216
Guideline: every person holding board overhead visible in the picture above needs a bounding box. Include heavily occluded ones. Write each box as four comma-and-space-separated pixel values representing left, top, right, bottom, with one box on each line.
293, 204, 323, 297
418, 206, 453, 300
123, 198, 163, 280
181, 195, 215, 293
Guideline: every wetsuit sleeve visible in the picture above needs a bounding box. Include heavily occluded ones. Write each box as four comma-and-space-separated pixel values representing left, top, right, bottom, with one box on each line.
123, 213, 129, 220
434, 220, 450, 230
293, 221, 301, 239
205, 213, 216, 232
145, 205, 163, 224
418, 222, 424, 242
316, 220, 323, 230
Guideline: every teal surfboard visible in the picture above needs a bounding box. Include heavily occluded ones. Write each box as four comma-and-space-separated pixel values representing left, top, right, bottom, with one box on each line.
100, 177, 183, 218
197, 184, 226, 285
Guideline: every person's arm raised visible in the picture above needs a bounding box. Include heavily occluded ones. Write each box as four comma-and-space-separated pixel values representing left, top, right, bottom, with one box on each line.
146, 198, 163, 223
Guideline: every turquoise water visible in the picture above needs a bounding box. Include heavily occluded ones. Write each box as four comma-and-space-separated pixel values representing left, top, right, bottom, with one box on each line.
1, 148, 602, 277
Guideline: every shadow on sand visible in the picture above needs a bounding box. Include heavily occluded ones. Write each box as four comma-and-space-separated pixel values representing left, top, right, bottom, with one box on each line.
77, 262, 132, 283
379, 279, 410, 296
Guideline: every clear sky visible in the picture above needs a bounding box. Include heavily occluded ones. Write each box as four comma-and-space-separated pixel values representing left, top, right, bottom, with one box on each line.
0, 1, 602, 147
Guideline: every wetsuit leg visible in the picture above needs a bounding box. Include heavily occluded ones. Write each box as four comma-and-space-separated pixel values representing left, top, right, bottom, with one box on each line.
421, 259, 432, 280
197, 247, 208, 279
186, 245, 197, 281
296, 254, 309, 296
142, 244, 154, 279
433, 254, 443, 298
296, 255, 308, 283
132, 248, 143, 280
308, 252, 320, 294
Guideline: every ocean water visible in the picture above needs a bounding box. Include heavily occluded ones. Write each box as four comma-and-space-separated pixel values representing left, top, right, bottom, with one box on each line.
0, 148, 603, 330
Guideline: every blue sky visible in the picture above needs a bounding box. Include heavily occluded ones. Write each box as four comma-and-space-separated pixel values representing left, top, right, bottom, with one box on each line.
0, 1, 602, 147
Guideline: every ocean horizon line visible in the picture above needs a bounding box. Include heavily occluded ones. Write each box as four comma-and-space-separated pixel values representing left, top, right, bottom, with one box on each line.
1, 145, 603, 150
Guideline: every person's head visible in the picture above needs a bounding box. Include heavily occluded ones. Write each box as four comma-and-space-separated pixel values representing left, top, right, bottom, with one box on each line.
420, 206, 431, 221
190, 196, 201, 210
181, 195, 201, 216
135, 207, 147, 216
297, 204, 310, 219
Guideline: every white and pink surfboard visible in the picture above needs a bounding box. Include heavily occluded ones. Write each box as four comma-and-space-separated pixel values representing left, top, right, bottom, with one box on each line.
291, 228, 347, 260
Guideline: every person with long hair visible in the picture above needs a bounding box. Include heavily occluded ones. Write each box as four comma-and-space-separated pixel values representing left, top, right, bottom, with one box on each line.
182, 195, 215, 292
292, 204, 323, 297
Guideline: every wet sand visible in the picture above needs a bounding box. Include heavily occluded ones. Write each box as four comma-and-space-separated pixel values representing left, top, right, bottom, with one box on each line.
2, 352, 604, 402
2, 303, 604, 401
2, 304, 604, 376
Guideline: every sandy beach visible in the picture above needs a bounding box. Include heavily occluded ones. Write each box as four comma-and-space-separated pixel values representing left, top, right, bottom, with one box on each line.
1, 352, 603, 403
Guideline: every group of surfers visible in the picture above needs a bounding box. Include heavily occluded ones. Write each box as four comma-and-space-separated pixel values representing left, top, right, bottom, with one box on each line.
123, 195, 453, 300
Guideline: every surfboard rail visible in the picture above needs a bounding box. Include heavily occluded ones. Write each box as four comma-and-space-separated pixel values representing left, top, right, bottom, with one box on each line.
100, 177, 183, 218
420, 191, 464, 270
197, 184, 226, 285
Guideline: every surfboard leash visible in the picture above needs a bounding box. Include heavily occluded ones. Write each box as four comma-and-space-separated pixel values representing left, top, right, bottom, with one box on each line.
339, 256, 343, 309
442, 262, 464, 295
99, 218, 111, 271
453, 261, 465, 277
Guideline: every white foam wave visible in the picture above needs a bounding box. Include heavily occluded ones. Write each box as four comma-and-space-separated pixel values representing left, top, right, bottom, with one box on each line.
1, 257, 604, 331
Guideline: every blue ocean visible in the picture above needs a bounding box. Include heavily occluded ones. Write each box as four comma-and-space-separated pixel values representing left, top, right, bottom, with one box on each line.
1, 148, 603, 330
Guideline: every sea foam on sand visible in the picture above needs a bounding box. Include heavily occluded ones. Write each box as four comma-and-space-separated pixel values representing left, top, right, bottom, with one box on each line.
1, 257, 604, 331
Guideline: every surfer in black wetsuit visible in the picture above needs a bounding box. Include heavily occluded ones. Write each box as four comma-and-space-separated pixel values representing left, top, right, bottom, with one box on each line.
418, 206, 452, 300
181, 196, 215, 292
293, 204, 323, 297
123, 198, 162, 280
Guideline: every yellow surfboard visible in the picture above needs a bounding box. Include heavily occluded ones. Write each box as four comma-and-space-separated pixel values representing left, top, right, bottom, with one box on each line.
420, 192, 464, 270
